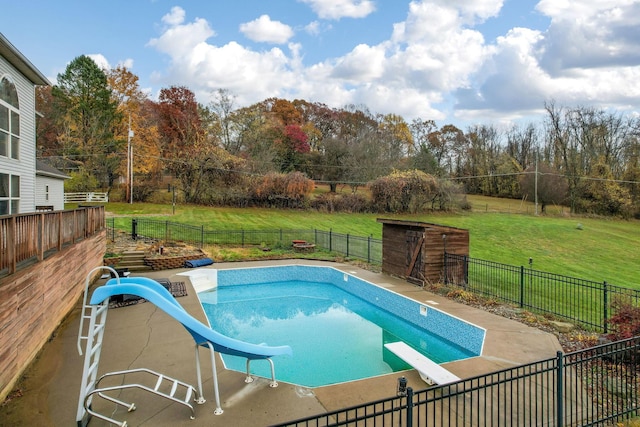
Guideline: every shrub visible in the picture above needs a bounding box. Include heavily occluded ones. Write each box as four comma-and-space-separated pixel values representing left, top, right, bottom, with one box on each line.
369, 169, 438, 213
252, 171, 315, 208
64, 168, 100, 192
607, 297, 640, 341
311, 193, 371, 213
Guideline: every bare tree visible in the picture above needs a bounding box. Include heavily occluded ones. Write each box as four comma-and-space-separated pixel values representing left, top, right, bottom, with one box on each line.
519, 162, 568, 213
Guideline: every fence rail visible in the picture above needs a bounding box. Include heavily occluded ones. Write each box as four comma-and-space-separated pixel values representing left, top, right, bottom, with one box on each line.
63, 192, 109, 203
108, 218, 638, 334
444, 253, 640, 333
274, 337, 639, 427
0, 206, 105, 277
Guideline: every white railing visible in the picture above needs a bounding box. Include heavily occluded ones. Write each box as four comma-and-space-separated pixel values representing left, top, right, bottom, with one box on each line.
64, 192, 109, 203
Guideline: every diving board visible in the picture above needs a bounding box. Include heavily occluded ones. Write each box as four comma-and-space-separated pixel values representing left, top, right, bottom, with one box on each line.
385, 342, 461, 385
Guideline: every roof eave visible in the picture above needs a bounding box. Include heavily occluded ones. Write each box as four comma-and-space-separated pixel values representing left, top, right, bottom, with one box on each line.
0, 32, 50, 86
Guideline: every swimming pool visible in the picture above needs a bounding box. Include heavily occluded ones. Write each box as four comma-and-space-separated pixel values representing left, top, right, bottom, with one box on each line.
189, 265, 485, 387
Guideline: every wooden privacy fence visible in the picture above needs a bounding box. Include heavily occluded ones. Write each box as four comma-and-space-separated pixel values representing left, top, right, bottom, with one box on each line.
0, 206, 105, 277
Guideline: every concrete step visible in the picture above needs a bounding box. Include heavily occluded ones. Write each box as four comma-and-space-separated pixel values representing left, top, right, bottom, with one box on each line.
115, 251, 152, 271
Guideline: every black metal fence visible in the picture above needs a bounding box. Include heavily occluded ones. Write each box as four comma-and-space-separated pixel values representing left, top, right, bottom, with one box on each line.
273, 337, 640, 427
105, 218, 640, 425
444, 253, 640, 333
107, 218, 382, 265
107, 218, 639, 334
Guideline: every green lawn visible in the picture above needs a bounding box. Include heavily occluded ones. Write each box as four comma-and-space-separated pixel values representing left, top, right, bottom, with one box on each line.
97, 195, 640, 289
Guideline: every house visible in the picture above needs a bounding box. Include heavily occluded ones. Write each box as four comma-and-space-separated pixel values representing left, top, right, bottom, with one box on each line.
35, 160, 69, 210
0, 32, 50, 215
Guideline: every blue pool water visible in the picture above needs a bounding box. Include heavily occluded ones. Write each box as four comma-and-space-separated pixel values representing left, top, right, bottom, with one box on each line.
196, 266, 484, 388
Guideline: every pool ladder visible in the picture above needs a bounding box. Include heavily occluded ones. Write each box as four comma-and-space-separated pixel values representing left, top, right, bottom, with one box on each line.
76, 266, 202, 427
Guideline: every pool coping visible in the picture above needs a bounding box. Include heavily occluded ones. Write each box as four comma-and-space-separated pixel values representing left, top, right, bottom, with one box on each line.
0, 259, 564, 426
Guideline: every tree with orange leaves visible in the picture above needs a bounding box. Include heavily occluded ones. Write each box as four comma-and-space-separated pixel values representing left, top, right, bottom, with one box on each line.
107, 66, 162, 199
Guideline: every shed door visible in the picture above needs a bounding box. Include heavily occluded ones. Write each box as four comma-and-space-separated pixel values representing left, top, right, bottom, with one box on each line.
405, 230, 425, 284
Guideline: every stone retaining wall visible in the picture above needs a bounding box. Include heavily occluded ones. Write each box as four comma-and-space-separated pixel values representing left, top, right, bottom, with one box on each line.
144, 253, 205, 270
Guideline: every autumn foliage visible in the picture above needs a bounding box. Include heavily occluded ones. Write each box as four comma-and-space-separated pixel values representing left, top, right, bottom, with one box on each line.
607, 297, 640, 341
369, 169, 440, 213
253, 172, 315, 208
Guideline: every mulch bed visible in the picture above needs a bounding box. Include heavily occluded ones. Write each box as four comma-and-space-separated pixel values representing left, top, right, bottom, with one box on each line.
108, 281, 188, 309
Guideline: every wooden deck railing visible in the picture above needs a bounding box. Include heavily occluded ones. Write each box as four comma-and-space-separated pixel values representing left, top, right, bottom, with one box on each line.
0, 206, 105, 277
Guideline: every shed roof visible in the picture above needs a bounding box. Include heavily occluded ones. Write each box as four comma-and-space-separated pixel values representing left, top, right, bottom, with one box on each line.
36, 160, 69, 180
376, 218, 468, 232
0, 32, 50, 86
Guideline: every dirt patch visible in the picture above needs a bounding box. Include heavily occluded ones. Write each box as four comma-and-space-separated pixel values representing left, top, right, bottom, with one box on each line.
440, 287, 604, 353
107, 230, 204, 258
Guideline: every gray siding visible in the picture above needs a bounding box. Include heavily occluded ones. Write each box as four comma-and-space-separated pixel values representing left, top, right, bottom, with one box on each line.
0, 55, 37, 213
35, 175, 65, 210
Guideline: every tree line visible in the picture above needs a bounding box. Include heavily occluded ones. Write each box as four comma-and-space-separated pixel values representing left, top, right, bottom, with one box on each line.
36, 55, 640, 217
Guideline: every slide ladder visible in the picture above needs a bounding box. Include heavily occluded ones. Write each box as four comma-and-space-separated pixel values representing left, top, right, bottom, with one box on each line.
75, 267, 200, 427
83, 368, 199, 427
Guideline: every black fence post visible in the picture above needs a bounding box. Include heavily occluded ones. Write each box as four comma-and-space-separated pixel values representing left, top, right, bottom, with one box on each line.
346, 234, 350, 257
556, 351, 564, 427
165, 220, 169, 242
603, 281, 608, 334
201, 225, 204, 248
443, 252, 448, 284
367, 235, 371, 264
329, 229, 333, 252
520, 265, 525, 308
406, 387, 414, 427
132, 218, 138, 240
241, 229, 245, 247
463, 255, 468, 285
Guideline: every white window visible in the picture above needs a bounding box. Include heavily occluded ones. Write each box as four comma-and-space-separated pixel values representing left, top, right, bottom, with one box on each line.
0, 76, 20, 160
0, 173, 19, 215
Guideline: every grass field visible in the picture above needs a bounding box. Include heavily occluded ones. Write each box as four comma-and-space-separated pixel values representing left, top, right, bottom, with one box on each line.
97, 193, 640, 290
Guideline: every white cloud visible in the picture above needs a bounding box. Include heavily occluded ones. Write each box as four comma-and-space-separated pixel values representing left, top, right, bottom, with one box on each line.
428, 0, 504, 24
536, 0, 640, 73
146, 2, 640, 128
331, 44, 385, 81
454, 0, 640, 124
148, 13, 215, 58
239, 15, 294, 44
389, 2, 489, 91
299, 0, 376, 20
87, 54, 110, 70
119, 58, 135, 69
161, 6, 186, 26
304, 21, 321, 35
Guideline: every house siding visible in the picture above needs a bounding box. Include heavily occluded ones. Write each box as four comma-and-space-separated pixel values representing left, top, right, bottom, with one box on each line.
35, 175, 65, 210
0, 53, 37, 213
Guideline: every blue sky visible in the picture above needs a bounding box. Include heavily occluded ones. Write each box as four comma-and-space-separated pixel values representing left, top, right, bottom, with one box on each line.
3, 0, 639, 129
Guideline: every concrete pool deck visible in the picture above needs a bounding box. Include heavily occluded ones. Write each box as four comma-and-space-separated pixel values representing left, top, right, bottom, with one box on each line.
0, 260, 563, 426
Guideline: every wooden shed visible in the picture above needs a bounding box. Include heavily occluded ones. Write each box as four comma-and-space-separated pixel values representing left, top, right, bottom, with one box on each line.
377, 219, 469, 285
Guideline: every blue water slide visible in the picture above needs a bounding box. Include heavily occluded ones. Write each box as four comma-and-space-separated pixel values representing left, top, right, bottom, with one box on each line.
91, 282, 292, 359
91, 279, 292, 415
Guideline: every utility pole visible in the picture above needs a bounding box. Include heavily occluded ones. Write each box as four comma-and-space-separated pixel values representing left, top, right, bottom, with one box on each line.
534, 150, 538, 215
127, 114, 134, 204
